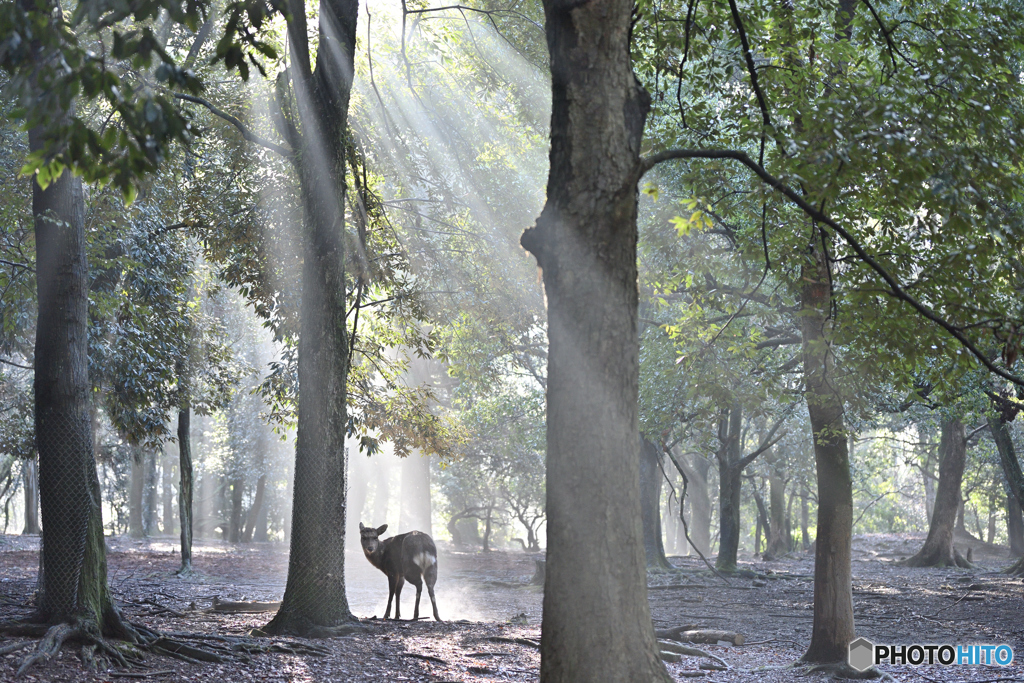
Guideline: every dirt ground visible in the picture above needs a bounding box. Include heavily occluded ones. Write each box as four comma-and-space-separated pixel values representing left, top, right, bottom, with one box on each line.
1, 532, 1022, 682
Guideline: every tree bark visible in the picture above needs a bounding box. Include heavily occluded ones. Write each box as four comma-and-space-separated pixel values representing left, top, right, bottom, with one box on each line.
800, 490, 810, 551
177, 408, 193, 574
685, 455, 712, 556
800, 235, 855, 664
765, 464, 788, 559
30, 123, 119, 629
715, 404, 743, 573
990, 414, 1024, 557
128, 446, 145, 538
264, 0, 358, 636
518, 0, 667, 674
1008, 493, 1024, 557
144, 448, 159, 535
229, 473, 244, 543
243, 473, 267, 543
162, 449, 175, 535
640, 437, 671, 569
903, 418, 971, 567
22, 456, 40, 535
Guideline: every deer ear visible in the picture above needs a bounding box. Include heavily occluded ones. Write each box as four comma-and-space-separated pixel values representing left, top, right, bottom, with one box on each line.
359, 522, 365, 531
376, 524, 388, 535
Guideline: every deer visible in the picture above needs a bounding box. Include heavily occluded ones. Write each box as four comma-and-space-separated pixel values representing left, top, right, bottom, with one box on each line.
358, 522, 441, 621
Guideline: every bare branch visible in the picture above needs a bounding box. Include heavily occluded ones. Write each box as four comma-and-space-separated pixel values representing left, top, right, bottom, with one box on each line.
174, 94, 294, 159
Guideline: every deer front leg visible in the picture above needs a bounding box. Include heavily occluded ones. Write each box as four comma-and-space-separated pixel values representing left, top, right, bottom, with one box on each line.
385, 575, 397, 619
393, 576, 406, 620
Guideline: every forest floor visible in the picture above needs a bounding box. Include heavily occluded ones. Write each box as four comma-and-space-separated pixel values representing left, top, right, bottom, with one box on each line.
0, 532, 1022, 682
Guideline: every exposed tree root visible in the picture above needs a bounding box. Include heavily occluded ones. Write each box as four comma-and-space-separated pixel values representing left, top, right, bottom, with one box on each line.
900, 545, 974, 569
0, 612, 331, 677
1002, 556, 1024, 576
260, 611, 366, 639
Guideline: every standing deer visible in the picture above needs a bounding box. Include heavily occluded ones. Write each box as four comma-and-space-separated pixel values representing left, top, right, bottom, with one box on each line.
358, 522, 441, 621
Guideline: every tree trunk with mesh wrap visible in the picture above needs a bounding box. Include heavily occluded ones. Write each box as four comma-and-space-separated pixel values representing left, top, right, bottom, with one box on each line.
263, 0, 358, 636
519, 0, 668, 675
31, 125, 118, 630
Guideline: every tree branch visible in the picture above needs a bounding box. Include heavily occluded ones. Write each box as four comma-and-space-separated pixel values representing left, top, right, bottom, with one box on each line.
638, 147, 1024, 387
174, 94, 294, 159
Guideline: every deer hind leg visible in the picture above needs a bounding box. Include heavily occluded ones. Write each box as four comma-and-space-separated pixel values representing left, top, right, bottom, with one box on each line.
393, 576, 406, 620
425, 562, 441, 621
409, 574, 424, 620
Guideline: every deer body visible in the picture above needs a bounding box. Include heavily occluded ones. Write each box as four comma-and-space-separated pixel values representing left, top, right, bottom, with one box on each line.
359, 522, 441, 621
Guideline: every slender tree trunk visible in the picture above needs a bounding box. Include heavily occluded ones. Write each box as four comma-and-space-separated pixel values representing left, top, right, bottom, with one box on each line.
162, 450, 175, 535
716, 405, 743, 573
129, 447, 145, 538
229, 474, 244, 543
955, 496, 967, 535
144, 449, 159, 535
1007, 493, 1024, 557
254, 495, 270, 542
518, 0, 667, 673
765, 467, 788, 559
801, 491, 810, 551
687, 456, 712, 556
904, 419, 971, 567
800, 235, 855, 664
30, 123, 119, 629
264, 0, 358, 636
177, 408, 193, 574
751, 482, 770, 555
482, 504, 493, 552
22, 456, 40, 535
640, 437, 671, 568
243, 474, 266, 543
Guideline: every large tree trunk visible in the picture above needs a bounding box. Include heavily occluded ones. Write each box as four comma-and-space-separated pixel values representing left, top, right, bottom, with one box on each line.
903, 419, 971, 568
30, 124, 119, 630
640, 437, 671, 569
264, 0, 358, 636
399, 451, 432, 534
715, 404, 743, 573
519, 1, 667, 675
800, 236, 855, 664
177, 408, 193, 574
22, 456, 40, 535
